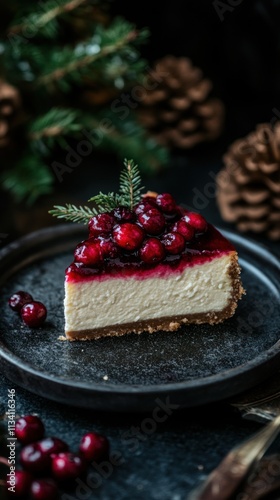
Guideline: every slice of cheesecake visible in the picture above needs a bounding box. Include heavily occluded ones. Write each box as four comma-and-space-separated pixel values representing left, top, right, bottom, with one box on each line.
50, 159, 244, 341
63, 197, 244, 341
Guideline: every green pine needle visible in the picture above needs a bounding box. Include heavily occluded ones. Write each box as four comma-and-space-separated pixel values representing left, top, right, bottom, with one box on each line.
49, 204, 98, 224
9, 0, 88, 39
50, 158, 145, 223
119, 158, 144, 210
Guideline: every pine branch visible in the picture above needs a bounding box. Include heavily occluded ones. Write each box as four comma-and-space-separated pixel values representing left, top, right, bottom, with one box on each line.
50, 158, 145, 222
9, 0, 88, 37
28, 108, 82, 142
88, 192, 123, 212
49, 203, 97, 224
119, 159, 143, 210
36, 19, 143, 88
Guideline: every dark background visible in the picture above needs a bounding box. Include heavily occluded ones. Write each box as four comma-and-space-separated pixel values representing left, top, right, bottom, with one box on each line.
2, 0, 280, 250
114, 0, 280, 138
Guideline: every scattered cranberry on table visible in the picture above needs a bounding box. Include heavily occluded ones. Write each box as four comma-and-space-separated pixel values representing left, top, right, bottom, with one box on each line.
6, 413, 110, 499
79, 431, 110, 462
51, 452, 85, 481
15, 415, 45, 445
7, 470, 33, 498
30, 478, 59, 500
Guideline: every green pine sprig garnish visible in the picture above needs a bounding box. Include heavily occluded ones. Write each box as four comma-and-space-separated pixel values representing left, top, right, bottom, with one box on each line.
49, 158, 145, 224
48, 204, 98, 224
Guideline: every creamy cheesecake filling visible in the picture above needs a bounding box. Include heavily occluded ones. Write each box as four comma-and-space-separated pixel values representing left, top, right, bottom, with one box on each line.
65, 253, 234, 334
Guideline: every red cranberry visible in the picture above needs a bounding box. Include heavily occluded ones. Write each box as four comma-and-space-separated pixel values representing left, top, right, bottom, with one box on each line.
140, 238, 165, 264
20, 438, 68, 474
8, 291, 33, 312
138, 208, 166, 235
15, 415, 45, 445
97, 237, 119, 259
20, 443, 50, 473
30, 478, 58, 500
172, 220, 195, 242
156, 193, 177, 214
74, 238, 103, 266
112, 206, 134, 222
79, 432, 110, 462
6, 470, 33, 498
88, 213, 114, 237
21, 302, 47, 328
161, 232, 185, 254
37, 437, 69, 457
51, 453, 84, 481
113, 223, 144, 251
134, 198, 157, 215
183, 213, 208, 233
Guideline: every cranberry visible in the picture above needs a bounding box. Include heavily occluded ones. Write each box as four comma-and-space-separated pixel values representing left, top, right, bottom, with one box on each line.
138, 208, 165, 235
88, 213, 115, 237
112, 206, 134, 222
37, 437, 69, 457
156, 193, 177, 214
15, 415, 45, 445
79, 432, 110, 462
140, 238, 165, 264
21, 436, 68, 474
6, 470, 33, 498
8, 291, 33, 312
20, 443, 50, 473
98, 237, 119, 259
30, 478, 58, 500
74, 238, 103, 266
183, 212, 208, 233
113, 223, 144, 251
161, 232, 185, 254
21, 302, 47, 328
134, 198, 157, 215
51, 453, 84, 481
172, 220, 195, 242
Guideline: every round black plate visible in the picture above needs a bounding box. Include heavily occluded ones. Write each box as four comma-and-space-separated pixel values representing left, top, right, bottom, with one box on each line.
0, 225, 279, 412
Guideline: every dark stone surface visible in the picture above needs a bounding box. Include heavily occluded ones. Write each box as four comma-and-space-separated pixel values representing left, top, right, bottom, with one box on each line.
0, 372, 265, 500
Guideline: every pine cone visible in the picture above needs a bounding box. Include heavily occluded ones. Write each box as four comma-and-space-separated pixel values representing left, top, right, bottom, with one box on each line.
216, 123, 280, 240
138, 56, 224, 149
0, 79, 22, 148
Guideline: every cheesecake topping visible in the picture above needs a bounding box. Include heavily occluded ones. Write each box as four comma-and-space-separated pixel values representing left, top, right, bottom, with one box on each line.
49, 158, 235, 283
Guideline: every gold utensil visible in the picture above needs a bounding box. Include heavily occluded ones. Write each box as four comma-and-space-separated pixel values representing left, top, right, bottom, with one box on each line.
187, 414, 280, 500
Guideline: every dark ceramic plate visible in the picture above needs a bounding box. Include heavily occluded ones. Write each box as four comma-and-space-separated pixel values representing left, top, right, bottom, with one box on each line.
0, 225, 279, 412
